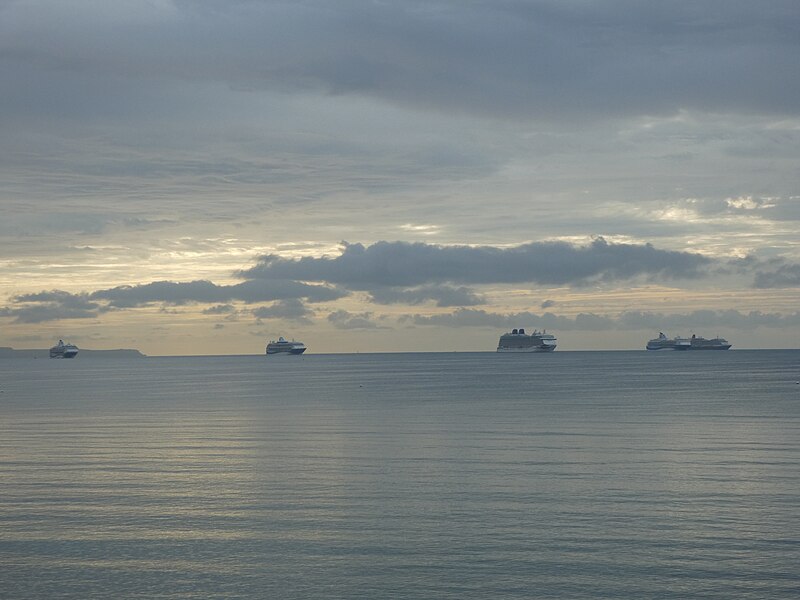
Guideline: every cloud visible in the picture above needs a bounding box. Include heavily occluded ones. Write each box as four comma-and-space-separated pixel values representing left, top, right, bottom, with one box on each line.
242, 238, 711, 288
230, 279, 346, 303
252, 299, 313, 322
327, 310, 387, 330
368, 285, 485, 307
753, 263, 800, 288
90, 279, 345, 308
720, 255, 800, 288
202, 304, 236, 315
0, 239, 716, 323
0, 277, 346, 323
660, 196, 800, 223
1, 290, 106, 323
4, 1, 798, 122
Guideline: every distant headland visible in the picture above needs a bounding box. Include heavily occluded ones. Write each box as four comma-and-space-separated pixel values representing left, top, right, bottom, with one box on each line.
0, 347, 146, 359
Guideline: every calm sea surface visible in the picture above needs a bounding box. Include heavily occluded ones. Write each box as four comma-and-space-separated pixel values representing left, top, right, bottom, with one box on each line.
2, 350, 799, 599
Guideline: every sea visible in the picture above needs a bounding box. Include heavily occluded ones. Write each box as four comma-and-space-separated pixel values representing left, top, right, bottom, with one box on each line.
1, 350, 799, 599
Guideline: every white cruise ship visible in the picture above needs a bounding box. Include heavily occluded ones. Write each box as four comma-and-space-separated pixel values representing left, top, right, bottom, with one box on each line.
647, 332, 731, 350
689, 334, 732, 350
49, 340, 79, 359
497, 328, 557, 353
266, 336, 307, 355
646, 332, 691, 350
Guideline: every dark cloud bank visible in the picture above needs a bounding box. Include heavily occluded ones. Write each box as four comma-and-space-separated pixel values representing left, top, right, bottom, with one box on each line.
241, 238, 710, 287
1, 240, 797, 326
6, 1, 799, 122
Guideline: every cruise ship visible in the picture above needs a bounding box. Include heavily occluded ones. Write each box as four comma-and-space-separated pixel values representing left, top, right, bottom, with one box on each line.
49, 340, 79, 359
266, 336, 307, 355
646, 332, 691, 351
497, 328, 557, 353
646, 332, 731, 350
689, 334, 732, 350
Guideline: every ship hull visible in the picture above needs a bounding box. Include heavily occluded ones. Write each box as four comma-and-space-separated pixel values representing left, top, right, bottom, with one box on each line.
691, 345, 731, 350
646, 345, 690, 351
266, 347, 306, 355
497, 346, 556, 353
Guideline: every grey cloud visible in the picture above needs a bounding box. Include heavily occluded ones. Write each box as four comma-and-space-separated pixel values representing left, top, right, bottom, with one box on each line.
721, 255, 800, 288
91, 279, 345, 308
202, 304, 236, 315
1, 290, 106, 323
3, 1, 798, 121
753, 264, 800, 288
242, 239, 711, 288
327, 310, 387, 330
230, 280, 345, 303
0, 277, 346, 323
368, 285, 485, 307
252, 299, 313, 322
0, 306, 97, 324
91, 280, 224, 308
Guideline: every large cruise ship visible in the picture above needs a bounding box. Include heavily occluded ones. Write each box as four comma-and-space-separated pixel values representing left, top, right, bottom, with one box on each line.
497, 328, 557, 353
646, 332, 691, 351
646, 332, 731, 350
266, 336, 307, 355
689, 334, 732, 350
49, 339, 79, 358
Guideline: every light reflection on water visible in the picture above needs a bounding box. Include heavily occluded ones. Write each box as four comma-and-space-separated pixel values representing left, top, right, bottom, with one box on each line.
1, 351, 799, 599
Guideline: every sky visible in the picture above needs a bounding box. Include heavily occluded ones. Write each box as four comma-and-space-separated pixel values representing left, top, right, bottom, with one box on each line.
1, 0, 799, 354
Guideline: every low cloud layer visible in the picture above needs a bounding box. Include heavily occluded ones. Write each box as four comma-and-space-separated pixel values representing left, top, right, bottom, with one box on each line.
1, 240, 797, 330
242, 238, 711, 287
91, 279, 345, 308
0, 291, 106, 324
1, 279, 344, 323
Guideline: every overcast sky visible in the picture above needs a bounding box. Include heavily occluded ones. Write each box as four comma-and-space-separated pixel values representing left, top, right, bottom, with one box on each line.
1, 1, 798, 354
